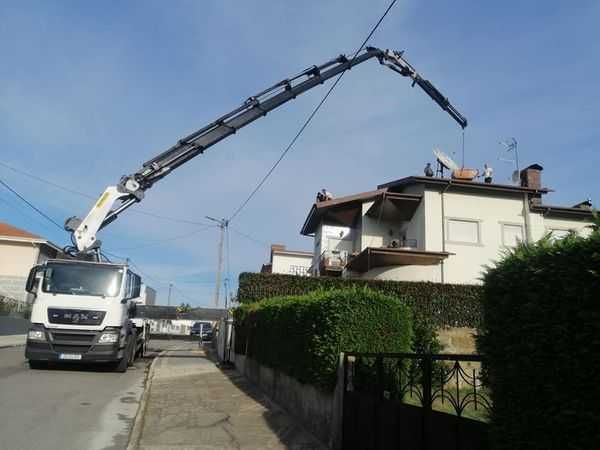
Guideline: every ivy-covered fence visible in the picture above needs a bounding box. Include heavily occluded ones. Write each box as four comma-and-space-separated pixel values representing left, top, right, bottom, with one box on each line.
478, 217, 600, 450
234, 287, 413, 391
237, 272, 482, 328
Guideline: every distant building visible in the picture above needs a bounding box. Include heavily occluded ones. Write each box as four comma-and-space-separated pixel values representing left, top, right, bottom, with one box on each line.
261, 244, 313, 277
301, 164, 594, 284
137, 284, 157, 305
0, 222, 61, 302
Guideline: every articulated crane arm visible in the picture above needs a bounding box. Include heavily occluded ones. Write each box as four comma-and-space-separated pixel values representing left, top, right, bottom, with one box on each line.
65, 46, 467, 254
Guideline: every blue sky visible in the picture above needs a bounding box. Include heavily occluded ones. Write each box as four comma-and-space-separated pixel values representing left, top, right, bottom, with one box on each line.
1, 1, 599, 307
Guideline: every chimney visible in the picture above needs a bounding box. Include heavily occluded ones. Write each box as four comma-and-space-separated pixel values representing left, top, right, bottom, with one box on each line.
270, 244, 286, 263
520, 164, 543, 190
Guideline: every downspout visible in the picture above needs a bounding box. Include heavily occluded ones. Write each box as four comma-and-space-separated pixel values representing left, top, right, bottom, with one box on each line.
440, 182, 452, 283
523, 193, 532, 243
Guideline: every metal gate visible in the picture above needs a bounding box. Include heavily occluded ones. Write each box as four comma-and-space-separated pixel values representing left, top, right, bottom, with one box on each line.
342, 353, 491, 450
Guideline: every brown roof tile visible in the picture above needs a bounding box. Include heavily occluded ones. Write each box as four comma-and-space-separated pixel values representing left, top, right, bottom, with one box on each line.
0, 222, 42, 240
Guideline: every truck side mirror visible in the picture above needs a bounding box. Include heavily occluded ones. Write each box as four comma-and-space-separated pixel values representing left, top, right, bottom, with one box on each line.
25, 265, 42, 294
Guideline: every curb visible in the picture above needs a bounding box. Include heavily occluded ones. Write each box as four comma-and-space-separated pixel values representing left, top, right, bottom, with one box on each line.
0, 336, 26, 349
126, 349, 167, 450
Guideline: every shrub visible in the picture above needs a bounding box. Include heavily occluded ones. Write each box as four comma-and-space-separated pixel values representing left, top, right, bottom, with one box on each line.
237, 272, 482, 328
234, 287, 413, 391
478, 219, 600, 450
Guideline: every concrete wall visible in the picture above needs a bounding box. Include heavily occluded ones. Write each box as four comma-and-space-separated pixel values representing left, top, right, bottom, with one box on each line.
233, 352, 341, 447
438, 327, 477, 354
147, 319, 199, 335
358, 264, 441, 282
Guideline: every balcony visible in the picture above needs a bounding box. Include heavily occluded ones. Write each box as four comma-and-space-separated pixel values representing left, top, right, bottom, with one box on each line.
317, 250, 349, 276
345, 245, 451, 273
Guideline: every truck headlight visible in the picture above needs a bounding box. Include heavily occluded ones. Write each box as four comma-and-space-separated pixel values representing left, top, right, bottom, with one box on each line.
98, 332, 119, 344
27, 330, 46, 341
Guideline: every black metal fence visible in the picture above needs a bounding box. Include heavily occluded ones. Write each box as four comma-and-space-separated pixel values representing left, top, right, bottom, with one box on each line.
342, 352, 491, 450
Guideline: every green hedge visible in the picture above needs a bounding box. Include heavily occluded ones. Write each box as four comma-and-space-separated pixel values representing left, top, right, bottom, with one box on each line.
478, 219, 600, 450
238, 272, 482, 328
234, 287, 413, 390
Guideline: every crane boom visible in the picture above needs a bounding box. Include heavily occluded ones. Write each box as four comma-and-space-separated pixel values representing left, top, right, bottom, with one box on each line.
65, 46, 467, 254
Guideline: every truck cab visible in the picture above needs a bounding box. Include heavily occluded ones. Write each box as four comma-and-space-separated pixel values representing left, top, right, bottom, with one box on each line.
24, 259, 146, 371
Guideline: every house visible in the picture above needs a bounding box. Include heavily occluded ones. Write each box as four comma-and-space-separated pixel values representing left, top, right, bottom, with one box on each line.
261, 244, 313, 276
300, 165, 594, 284
0, 222, 61, 302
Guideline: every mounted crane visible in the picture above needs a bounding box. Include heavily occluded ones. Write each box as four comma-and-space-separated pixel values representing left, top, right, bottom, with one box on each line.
64, 46, 467, 255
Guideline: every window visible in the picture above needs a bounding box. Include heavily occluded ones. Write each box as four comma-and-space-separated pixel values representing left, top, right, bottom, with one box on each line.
547, 228, 572, 240
289, 265, 309, 276
41, 263, 123, 297
502, 223, 524, 247
446, 219, 480, 244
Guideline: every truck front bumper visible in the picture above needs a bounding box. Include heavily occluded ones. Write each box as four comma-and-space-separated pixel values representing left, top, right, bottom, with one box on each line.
25, 326, 125, 363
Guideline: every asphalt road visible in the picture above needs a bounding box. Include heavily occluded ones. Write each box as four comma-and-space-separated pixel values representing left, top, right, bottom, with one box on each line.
0, 343, 156, 450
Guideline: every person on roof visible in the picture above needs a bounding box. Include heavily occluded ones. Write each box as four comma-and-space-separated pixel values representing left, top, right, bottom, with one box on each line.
483, 163, 493, 183
316, 189, 333, 202
424, 162, 434, 177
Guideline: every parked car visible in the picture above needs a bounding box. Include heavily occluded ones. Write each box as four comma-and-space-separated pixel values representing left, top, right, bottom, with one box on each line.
190, 322, 213, 341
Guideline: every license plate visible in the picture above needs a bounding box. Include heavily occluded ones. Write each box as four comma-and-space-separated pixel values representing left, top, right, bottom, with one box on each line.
59, 353, 82, 360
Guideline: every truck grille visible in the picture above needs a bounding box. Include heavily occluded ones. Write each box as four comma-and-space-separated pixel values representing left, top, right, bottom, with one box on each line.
48, 329, 99, 354
50, 332, 95, 343
48, 308, 105, 326
52, 344, 90, 353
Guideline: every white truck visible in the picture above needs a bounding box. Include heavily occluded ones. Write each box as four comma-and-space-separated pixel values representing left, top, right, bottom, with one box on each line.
24, 259, 148, 371
24, 46, 466, 370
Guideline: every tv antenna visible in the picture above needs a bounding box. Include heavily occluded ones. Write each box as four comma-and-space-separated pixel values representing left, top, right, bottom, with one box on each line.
499, 138, 519, 183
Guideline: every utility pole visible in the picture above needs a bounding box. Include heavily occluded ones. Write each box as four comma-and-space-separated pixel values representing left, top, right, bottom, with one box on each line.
206, 216, 228, 308
167, 283, 173, 306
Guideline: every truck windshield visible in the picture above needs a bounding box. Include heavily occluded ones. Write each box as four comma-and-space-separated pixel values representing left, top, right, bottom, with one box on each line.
41, 264, 124, 297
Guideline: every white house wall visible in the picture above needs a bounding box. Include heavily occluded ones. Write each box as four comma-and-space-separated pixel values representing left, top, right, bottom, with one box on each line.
431, 189, 528, 284
360, 201, 387, 250
320, 224, 353, 253
542, 216, 592, 238
272, 253, 313, 276
0, 241, 40, 302
312, 226, 323, 270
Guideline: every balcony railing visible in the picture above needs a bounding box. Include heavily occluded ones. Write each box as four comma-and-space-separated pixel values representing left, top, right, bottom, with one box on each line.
317, 249, 349, 275
387, 238, 418, 249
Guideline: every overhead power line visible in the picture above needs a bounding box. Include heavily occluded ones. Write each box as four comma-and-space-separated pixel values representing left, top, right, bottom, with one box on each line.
110, 223, 217, 251
0, 160, 212, 227
0, 176, 64, 231
227, 0, 398, 222
229, 226, 270, 249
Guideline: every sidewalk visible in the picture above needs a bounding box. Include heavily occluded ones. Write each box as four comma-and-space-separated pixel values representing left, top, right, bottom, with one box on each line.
0, 334, 26, 348
131, 342, 325, 450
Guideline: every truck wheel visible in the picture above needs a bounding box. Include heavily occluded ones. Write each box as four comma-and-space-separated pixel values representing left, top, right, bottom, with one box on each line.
115, 336, 132, 373
138, 339, 145, 358
128, 330, 137, 366
29, 360, 48, 370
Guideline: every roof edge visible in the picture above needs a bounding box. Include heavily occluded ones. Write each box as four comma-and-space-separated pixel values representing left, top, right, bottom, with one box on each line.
378, 176, 551, 195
